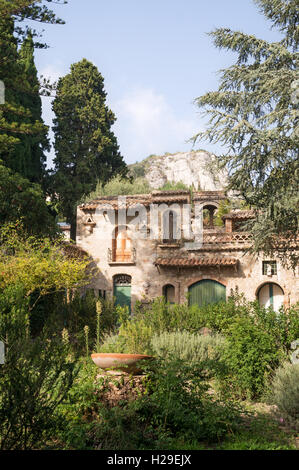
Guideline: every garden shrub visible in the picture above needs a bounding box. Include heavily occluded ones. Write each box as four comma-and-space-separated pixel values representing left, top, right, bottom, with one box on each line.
0, 285, 78, 450
0, 331, 76, 449
151, 331, 226, 363
99, 319, 153, 354
133, 357, 245, 444
219, 316, 285, 399
58, 356, 246, 449
271, 361, 299, 429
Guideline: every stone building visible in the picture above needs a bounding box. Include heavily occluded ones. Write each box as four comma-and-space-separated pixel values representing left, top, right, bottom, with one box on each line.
76, 190, 298, 312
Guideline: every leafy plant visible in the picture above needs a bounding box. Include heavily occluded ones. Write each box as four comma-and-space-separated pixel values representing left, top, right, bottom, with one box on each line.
151, 331, 226, 363
219, 315, 285, 399
271, 361, 299, 430
0, 287, 77, 450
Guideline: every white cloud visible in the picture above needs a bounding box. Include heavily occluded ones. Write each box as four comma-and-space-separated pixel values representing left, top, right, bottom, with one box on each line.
111, 88, 201, 164
41, 77, 202, 168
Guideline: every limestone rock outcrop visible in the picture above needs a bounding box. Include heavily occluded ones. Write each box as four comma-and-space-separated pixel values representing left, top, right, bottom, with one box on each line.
131, 150, 228, 190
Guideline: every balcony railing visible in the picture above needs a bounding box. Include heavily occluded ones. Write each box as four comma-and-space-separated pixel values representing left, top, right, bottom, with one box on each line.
108, 247, 136, 264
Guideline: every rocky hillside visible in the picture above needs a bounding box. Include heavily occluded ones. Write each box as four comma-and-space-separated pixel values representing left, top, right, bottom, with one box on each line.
129, 150, 228, 191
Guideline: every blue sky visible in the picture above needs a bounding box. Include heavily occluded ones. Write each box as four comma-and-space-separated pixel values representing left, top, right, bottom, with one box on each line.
34, 0, 283, 166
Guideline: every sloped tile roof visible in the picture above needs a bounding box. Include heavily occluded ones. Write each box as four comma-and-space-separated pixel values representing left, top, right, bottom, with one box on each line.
222, 209, 255, 220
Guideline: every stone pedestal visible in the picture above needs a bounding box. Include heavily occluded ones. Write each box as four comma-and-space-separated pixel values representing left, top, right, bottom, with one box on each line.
95, 373, 147, 407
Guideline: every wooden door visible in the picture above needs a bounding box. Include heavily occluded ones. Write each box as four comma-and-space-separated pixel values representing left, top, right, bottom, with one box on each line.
188, 279, 226, 307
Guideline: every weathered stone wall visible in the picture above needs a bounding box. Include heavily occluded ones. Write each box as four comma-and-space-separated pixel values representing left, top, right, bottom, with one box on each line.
76, 198, 298, 310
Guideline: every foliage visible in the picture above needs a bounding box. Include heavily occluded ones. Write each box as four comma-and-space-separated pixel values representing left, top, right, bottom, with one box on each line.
151, 331, 226, 363
219, 315, 285, 399
15, 31, 48, 185
0, 1, 67, 233
0, 166, 57, 236
0, 0, 66, 165
82, 175, 151, 202
193, 0, 299, 267
271, 361, 299, 429
0, 286, 77, 450
116, 295, 298, 399
133, 357, 245, 444
56, 358, 103, 449
31, 291, 119, 355
51, 59, 127, 239
57, 356, 246, 450
0, 0, 67, 49
128, 160, 146, 178
0, 223, 93, 299
216, 410, 296, 450
159, 181, 189, 191
214, 199, 231, 226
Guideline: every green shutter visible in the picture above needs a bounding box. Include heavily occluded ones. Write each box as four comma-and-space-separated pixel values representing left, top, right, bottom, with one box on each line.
188, 280, 226, 307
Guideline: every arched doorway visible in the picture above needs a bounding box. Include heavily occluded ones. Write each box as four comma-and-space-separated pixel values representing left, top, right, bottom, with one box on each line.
162, 284, 175, 304
188, 279, 226, 307
257, 283, 284, 312
113, 274, 132, 313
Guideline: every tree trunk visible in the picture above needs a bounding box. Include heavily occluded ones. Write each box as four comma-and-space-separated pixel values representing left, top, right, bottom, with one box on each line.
69, 213, 77, 242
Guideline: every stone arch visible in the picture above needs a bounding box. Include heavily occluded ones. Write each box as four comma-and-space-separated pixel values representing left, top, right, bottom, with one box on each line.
202, 203, 219, 228
256, 282, 284, 312
162, 283, 175, 304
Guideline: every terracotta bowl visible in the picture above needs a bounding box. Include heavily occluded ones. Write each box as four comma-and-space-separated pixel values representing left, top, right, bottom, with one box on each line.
91, 353, 152, 374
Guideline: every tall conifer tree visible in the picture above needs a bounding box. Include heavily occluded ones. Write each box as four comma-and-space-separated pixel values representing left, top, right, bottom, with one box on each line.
0, 0, 67, 234
16, 32, 49, 184
52, 59, 127, 240
193, 0, 298, 266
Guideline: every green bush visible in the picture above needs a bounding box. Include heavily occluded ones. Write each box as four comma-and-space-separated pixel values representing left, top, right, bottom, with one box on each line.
151, 331, 226, 363
0, 286, 77, 450
271, 361, 299, 429
219, 316, 285, 399
30, 291, 120, 356
99, 319, 153, 354
58, 356, 245, 449
134, 357, 245, 444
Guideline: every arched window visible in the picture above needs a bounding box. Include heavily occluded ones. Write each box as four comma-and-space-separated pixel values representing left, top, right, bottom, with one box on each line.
203, 204, 218, 228
162, 211, 178, 242
188, 279, 226, 307
162, 284, 175, 304
112, 226, 132, 262
257, 283, 284, 312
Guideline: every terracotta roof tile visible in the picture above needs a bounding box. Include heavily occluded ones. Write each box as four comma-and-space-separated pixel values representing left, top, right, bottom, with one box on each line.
222, 210, 255, 220
193, 191, 226, 201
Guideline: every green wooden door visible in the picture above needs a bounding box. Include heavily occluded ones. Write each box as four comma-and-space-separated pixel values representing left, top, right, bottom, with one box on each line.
113, 274, 131, 313
114, 285, 131, 312
188, 279, 226, 307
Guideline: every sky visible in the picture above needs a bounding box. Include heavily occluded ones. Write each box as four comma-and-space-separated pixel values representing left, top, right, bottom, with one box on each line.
33, 0, 283, 166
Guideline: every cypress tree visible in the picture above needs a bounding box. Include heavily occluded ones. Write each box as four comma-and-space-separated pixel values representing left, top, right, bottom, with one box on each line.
0, 0, 67, 235
16, 31, 49, 184
52, 59, 127, 240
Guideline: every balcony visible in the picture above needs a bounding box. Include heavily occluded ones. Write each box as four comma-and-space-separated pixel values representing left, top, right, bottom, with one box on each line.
108, 247, 136, 265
